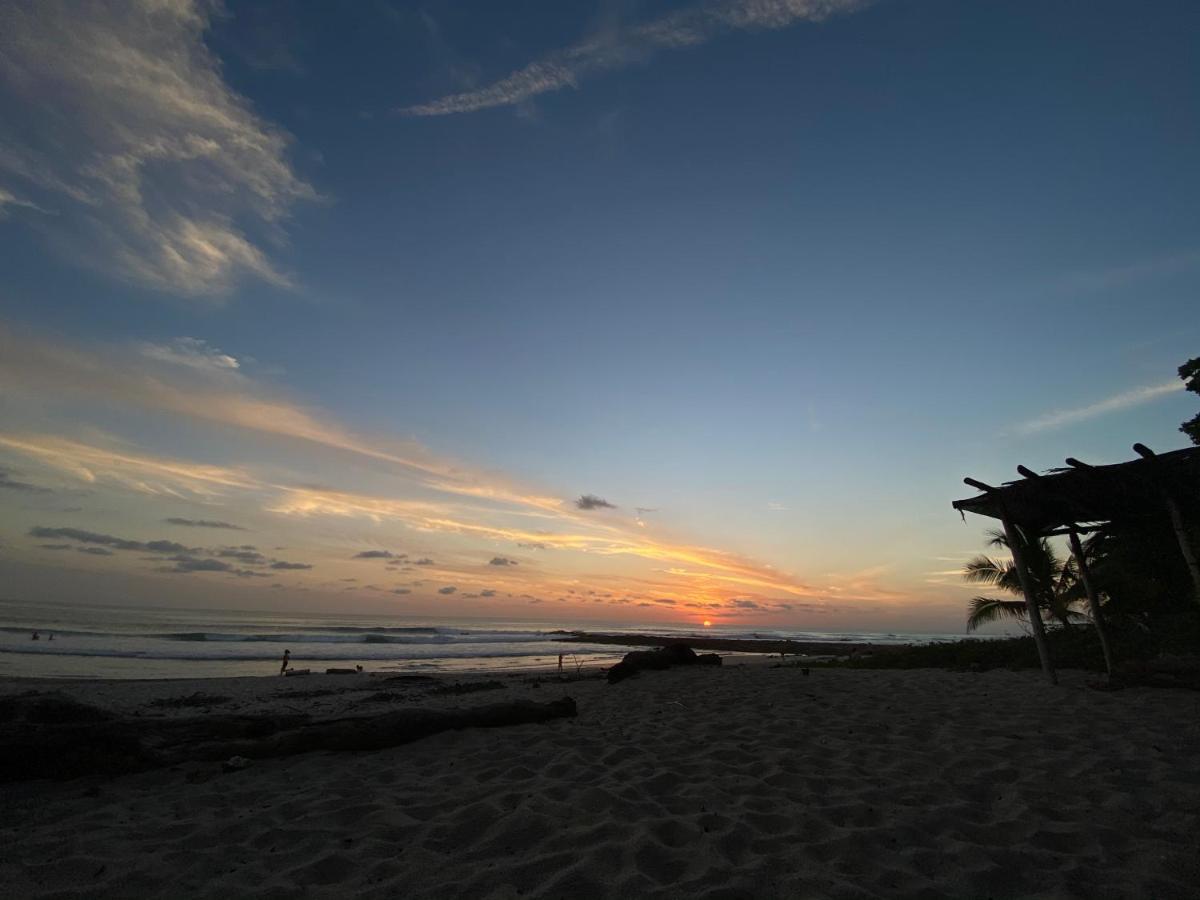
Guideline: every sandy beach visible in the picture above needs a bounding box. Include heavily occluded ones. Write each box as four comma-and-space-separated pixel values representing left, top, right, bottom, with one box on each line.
2, 664, 1199, 899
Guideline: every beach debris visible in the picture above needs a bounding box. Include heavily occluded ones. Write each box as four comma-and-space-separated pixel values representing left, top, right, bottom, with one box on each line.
325, 667, 361, 675
222, 755, 252, 772
284, 668, 311, 677
0, 691, 578, 782
607, 644, 722, 684
172, 696, 578, 762
0, 692, 156, 781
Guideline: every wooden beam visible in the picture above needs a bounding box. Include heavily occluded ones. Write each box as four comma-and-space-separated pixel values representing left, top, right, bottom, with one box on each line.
999, 505, 1057, 685
1068, 527, 1116, 679
1165, 499, 1200, 606
1041, 524, 1102, 537
1029, 464, 1110, 534
1065, 458, 1092, 469
964, 477, 996, 493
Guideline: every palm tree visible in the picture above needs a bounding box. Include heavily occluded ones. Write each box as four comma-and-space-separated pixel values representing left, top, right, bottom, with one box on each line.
962, 529, 1087, 632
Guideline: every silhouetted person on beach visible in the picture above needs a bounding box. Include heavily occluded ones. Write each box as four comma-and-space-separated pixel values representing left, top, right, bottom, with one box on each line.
280, 649, 290, 675
31, 631, 39, 641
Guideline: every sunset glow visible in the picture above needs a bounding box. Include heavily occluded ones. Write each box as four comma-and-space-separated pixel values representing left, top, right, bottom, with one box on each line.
0, 0, 1195, 636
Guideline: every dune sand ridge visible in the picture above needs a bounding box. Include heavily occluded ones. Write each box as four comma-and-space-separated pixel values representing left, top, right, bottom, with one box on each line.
2, 665, 1198, 898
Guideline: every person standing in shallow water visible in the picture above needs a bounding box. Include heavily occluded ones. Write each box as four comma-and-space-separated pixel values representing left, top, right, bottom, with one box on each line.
280, 649, 290, 675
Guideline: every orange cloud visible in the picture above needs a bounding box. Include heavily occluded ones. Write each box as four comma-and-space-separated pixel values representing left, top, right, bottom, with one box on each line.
0, 433, 258, 497
0, 321, 570, 516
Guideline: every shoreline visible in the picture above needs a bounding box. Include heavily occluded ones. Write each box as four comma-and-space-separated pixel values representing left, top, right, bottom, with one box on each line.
0, 629, 892, 682
555, 630, 906, 656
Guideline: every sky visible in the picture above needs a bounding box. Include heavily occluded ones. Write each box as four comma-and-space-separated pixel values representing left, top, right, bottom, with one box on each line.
0, 0, 1197, 632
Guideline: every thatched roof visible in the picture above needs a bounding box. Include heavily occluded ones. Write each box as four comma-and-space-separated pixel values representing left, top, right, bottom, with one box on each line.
952, 445, 1200, 535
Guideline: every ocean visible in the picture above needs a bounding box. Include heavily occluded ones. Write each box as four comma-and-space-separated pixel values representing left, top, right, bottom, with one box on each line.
0, 599, 960, 680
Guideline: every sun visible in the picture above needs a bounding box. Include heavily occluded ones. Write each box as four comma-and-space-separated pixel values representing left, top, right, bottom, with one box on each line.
702, 619, 712, 628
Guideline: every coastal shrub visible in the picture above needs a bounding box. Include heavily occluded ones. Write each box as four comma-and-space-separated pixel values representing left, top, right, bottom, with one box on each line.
842, 618, 1197, 672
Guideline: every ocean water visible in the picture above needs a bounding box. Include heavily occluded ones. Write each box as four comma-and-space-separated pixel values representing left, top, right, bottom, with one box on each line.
0, 599, 961, 680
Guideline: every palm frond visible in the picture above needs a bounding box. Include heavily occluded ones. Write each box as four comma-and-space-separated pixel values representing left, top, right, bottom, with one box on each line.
965, 596, 1028, 632
962, 555, 1009, 584
983, 529, 1009, 549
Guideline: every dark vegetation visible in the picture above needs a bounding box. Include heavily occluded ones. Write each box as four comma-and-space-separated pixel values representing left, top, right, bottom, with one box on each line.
1179, 355, 1200, 445
955, 502, 1200, 665
949, 357, 1200, 676
840, 616, 1200, 677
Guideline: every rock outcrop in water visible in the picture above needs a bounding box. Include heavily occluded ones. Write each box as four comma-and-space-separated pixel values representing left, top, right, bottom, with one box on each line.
606, 644, 722, 684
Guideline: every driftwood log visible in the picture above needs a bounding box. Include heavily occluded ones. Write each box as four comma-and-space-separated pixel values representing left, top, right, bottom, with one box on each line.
0, 692, 577, 782
607, 644, 722, 684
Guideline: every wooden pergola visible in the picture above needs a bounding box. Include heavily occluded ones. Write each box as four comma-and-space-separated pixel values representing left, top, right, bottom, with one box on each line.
952, 444, 1200, 684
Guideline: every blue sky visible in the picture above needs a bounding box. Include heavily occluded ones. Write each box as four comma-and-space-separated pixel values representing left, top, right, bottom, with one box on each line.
1, 0, 1197, 631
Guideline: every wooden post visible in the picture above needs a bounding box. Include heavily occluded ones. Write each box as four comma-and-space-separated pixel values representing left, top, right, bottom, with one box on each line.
1068, 527, 1115, 678
1000, 509, 1057, 685
1163, 495, 1200, 606
1133, 444, 1200, 605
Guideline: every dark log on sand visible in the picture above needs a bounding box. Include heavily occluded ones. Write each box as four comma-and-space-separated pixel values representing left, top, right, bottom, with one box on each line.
0, 692, 577, 782
179, 696, 576, 761
607, 644, 722, 684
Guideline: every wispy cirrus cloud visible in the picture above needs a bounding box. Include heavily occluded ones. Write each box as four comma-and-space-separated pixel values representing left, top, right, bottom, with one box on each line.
3, 425, 853, 602
0, 0, 316, 296
0, 434, 259, 498
0, 186, 50, 217
0, 322, 565, 514
268, 483, 829, 598
141, 338, 240, 372
400, 0, 870, 117
1013, 380, 1183, 435
0, 323, 906, 611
